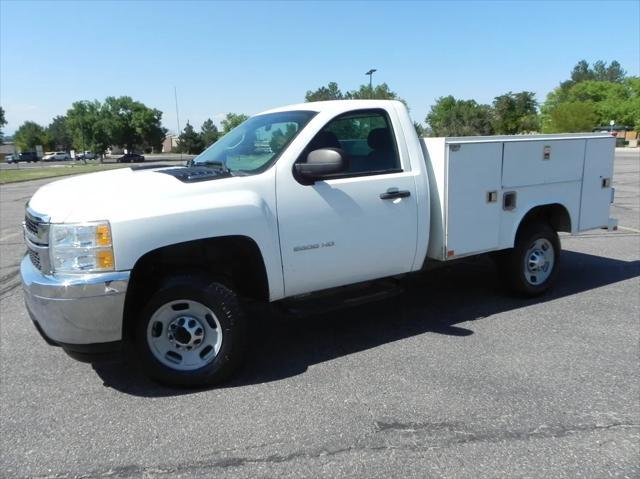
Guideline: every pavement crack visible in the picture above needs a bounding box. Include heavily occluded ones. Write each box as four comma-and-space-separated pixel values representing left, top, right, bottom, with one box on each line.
373, 419, 639, 446
20, 419, 640, 479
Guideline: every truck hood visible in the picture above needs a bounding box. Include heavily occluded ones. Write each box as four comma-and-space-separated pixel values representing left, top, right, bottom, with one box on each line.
28, 166, 232, 223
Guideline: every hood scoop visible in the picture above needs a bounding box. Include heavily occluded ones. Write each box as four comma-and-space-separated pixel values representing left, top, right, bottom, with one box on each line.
156, 166, 232, 183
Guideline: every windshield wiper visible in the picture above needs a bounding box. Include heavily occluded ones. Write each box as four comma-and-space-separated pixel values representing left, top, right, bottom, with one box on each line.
196, 160, 232, 175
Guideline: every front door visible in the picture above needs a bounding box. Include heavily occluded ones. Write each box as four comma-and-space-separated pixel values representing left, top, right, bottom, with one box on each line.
276, 109, 418, 297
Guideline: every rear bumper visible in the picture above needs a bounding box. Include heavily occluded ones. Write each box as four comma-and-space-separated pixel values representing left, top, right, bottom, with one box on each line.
20, 255, 130, 347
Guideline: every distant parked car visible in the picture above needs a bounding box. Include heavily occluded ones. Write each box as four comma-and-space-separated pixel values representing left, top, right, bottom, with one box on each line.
5, 154, 17, 164
117, 153, 145, 163
76, 151, 98, 160
20, 151, 40, 162
42, 151, 70, 161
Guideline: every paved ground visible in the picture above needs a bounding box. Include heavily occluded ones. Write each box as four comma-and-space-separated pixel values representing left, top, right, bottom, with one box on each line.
1, 150, 638, 478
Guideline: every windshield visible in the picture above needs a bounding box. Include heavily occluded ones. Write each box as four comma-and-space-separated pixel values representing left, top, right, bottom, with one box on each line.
193, 110, 317, 174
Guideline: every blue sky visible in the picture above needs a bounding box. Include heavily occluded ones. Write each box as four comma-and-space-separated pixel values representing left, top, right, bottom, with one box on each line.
1, 0, 639, 135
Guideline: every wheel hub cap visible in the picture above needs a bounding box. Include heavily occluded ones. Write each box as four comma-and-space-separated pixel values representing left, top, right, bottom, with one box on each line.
168, 316, 204, 350
146, 300, 223, 371
524, 238, 555, 285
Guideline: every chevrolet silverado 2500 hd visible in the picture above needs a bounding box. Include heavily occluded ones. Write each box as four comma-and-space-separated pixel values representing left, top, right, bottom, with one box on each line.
21, 100, 617, 386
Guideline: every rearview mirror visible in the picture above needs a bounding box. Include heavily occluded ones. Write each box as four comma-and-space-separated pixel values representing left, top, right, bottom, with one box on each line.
295, 148, 346, 182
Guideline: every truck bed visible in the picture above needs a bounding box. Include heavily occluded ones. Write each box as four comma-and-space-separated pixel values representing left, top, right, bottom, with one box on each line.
421, 133, 615, 261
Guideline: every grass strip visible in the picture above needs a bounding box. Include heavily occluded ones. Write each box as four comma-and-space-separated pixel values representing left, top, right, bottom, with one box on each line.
0, 164, 130, 184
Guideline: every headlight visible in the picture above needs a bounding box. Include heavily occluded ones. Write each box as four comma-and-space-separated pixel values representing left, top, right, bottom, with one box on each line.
50, 221, 115, 273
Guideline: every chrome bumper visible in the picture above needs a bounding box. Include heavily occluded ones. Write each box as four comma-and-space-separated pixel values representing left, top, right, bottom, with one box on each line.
20, 255, 130, 345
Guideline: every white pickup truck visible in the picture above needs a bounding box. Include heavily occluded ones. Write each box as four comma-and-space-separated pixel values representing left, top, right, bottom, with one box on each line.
21, 100, 617, 386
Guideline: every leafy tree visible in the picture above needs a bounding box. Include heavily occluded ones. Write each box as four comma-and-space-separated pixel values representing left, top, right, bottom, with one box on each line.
305, 82, 344, 102
345, 82, 405, 104
269, 123, 298, 153
492, 91, 539, 134
542, 60, 638, 132
561, 59, 627, 90
426, 96, 494, 136
414, 122, 426, 137
0, 106, 6, 142
46, 116, 73, 150
177, 122, 204, 154
101, 96, 166, 152
221, 113, 249, 134
14, 121, 48, 150
200, 119, 219, 147
547, 102, 599, 132
66, 100, 110, 158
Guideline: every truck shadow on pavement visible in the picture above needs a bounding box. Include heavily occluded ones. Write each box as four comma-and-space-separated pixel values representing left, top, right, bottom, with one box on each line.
92, 249, 639, 396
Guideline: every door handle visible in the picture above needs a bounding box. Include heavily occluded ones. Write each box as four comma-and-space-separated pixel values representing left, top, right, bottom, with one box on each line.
380, 190, 411, 200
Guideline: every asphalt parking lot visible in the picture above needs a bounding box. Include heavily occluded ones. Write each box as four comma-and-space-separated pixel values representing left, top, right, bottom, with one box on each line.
1, 150, 638, 478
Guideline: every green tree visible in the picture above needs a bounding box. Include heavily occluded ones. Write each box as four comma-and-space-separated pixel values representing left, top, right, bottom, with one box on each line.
547, 102, 599, 132
101, 96, 166, 152
66, 100, 110, 158
426, 96, 494, 137
542, 60, 638, 132
200, 119, 219, 147
14, 121, 48, 150
0, 106, 6, 142
561, 59, 627, 91
492, 91, 539, 134
46, 116, 73, 150
414, 122, 426, 137
345, 82, 405, 104
177, 122, 205, 154
305, 82, 344, 102
221, 113, 249, 134
269, 123, 298, 153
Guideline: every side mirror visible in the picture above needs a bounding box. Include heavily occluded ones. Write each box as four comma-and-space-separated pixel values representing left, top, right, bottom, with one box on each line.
295, 148, 346, 181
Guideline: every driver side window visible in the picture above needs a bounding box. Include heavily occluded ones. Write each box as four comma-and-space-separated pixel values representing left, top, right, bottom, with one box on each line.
301, 110, 401, 176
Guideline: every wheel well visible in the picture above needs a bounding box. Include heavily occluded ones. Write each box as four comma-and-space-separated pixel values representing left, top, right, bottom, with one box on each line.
122, 236, 269, 340
516, 204, 571, 241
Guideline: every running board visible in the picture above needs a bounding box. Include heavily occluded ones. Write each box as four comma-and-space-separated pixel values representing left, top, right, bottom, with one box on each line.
278, 280, 404, 317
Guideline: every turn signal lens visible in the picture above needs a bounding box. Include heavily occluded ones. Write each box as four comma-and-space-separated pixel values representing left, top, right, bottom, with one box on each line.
96, 224, 112, 246
97, 250, 114, 269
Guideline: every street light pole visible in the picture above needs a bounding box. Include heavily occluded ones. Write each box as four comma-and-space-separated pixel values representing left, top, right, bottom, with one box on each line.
365, 69, 377, 98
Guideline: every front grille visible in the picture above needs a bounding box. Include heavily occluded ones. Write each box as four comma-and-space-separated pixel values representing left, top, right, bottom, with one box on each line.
24, 207, 50, 273
25, 216, 38, 235
29, 249, 42, 271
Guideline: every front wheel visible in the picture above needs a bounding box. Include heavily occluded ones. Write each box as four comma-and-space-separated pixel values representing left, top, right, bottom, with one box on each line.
134, 276, 248, 387
498, 221, 560, 297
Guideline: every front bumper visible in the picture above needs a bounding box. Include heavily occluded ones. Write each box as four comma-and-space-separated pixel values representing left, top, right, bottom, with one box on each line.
20, 255, 130, 346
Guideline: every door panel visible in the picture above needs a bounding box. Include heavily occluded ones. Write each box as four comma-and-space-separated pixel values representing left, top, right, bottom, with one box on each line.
277, 172, 418, 297
446, 142, 502, 256
579, 138, 615, 230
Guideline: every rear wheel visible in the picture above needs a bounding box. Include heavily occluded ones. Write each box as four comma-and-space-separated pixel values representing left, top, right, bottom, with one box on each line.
134, 276, 247, 387
498, 221, 560, 296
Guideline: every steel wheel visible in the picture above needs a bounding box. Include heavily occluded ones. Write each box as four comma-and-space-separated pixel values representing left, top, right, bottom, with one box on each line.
146, 299, 223, 371
523, 238, 555, 286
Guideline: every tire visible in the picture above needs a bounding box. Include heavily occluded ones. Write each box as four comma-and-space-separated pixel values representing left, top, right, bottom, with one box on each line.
498, 221, 560, 297
134, 276, 248, 387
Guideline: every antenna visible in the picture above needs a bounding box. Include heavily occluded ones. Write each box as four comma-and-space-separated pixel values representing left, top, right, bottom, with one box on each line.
174, 85, 183, 161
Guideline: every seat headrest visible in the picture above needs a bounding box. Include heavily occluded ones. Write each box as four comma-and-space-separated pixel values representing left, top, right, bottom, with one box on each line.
367, 128, 391, 150
309, 131, 341, 151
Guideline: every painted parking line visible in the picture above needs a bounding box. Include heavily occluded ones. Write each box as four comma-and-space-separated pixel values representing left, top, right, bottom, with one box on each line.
0, 231, 20, 242
618, 226, 640, 233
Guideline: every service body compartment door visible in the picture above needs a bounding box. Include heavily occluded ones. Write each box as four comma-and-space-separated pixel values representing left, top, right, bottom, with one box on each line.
502, 139, 585, 187
446, 142, 502, 256
579, 137, 615, 230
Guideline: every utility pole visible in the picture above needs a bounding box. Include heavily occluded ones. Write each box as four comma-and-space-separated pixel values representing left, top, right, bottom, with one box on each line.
365, 69, 377, 98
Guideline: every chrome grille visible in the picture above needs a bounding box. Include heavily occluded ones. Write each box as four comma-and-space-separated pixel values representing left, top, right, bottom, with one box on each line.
25, 216, 38, 235
28, 249, 42, 271
24, 206, 51, 273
